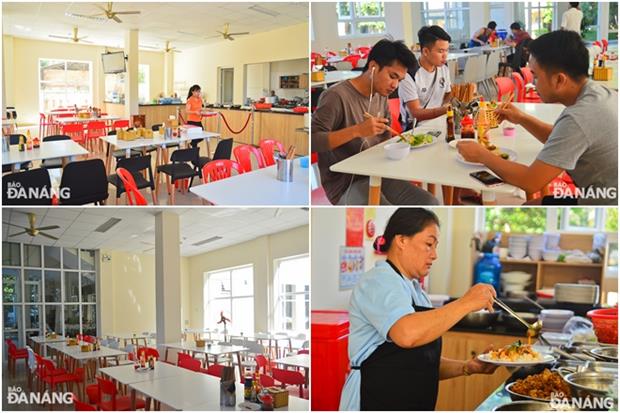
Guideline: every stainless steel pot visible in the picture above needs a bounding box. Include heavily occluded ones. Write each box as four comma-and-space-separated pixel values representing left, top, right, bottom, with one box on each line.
493, 401, 555, 411
456, 310, 499, 328
505, 382, 551, 403
563, 371, 618, 399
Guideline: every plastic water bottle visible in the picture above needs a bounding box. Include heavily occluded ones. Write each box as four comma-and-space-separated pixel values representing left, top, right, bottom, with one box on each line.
473, 253, 502, 293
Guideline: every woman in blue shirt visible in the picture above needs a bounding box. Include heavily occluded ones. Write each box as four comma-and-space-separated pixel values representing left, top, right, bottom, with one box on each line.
339, 208, 498, 411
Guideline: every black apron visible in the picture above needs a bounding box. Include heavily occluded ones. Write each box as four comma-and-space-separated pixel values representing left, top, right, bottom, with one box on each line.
359, 261, 442, 411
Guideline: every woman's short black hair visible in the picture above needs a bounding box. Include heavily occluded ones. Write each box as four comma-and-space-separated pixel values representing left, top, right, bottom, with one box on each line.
487, 21, 497, 30
528, 30, 589, 80
570, 2, 579, 8
362, 39, 417, 72
418, 25, 451, 50
373, 208, 440, 253
510, 22, 521, 31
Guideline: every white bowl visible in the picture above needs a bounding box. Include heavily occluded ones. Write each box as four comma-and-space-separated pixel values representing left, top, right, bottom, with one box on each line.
540, 309, 575, 319
384, 142, 410, 160
501, 271, 532, 283
542, 249, 561, 261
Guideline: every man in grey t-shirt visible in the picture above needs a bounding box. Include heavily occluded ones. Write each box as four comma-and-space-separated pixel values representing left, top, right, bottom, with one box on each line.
458, 30, 617, 205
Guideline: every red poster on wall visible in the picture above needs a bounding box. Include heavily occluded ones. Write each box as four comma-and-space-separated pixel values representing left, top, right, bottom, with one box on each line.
345, 208, 364, 247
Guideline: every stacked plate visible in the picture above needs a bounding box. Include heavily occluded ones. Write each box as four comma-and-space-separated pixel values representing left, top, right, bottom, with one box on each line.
500, 271, 532, 295
544, 233, 561, 250
539, 309, 574, 333
508, 236, 529, 259
528, 236, 545, 261
555, 283, 600, 305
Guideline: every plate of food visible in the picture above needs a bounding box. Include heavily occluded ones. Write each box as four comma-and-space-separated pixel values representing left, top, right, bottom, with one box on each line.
477, 340, 557, 366
397, 130, 440, 149
505, 369, 572, 402
456, 147, 517, 166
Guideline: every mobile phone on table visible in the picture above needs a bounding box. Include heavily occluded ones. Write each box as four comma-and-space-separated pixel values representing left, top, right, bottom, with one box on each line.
469, 171, 504, 187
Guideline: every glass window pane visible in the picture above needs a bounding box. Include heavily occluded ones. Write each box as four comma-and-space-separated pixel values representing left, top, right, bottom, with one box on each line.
208, 299, 231, 327
3, 305, 21, 330
81, 273, 96, 303
605, 209, 618, 232
337, 2, 351, 18
44, 246, 61, 268
356, 21, 386, 35
25, 304, 42, 330
44, 271, 61, 302
3, 268, 21, 303
231, 297, 254, 335
63, 248, 79, 270
208, 271, 232, 299
231, 266, 253, 296
354, 2, 384, 17
44, 305, 61, 334
64, 305, 80, 337
80, 250, 96, 271
25, 269, 42, 302
568, 208, 596, 229
65, 272, 80, 302
485, 208, 546, 233
82, 304, 96, 336
24, 244, 42, 267
338, 21, 352, 36
3, 242, 21, 266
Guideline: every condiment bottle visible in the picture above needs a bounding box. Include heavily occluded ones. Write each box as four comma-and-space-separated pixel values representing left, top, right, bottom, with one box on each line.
26, 130, 33, 150
18, 134, 25, 151
33, 136, 40, 148
460, 115, 475, 139
477, 101, 489, 141
445, 106, 455, 143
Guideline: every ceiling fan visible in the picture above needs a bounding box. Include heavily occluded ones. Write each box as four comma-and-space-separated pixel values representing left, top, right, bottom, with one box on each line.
3, 213, 60, 240
208, 23, 249, 41
66, 2, 140, 24
140, 41, 181, 53
49, 27, 93, 44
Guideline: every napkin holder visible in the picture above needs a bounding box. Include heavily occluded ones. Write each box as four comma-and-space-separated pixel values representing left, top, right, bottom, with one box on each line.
266, 387, 289, 408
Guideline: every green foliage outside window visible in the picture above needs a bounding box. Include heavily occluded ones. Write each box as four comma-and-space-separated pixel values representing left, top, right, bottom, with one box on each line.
485, 208, 547, 234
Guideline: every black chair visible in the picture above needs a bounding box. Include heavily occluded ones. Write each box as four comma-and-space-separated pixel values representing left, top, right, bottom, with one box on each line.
40, 135, 71, 170
145, 124, 163, 155
58, 159, 108, 205
2, 168, 53, 205
193, 138, 233, 170
108, 155, 156, 205
2, 134, 32, 173
156, 147, 199, 204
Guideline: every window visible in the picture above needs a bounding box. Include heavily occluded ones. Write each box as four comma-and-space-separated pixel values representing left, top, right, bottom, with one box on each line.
139, 65, 150, 104
39, 59, 92, 112
481, 208, 617, 233
204, 265, 254, 335
337, 2, 386, 37
484, 208, 547, 233
609, 2, 618, 40
580, 2, 598, 40
274, 255, 310, 334
523, 2, 555, 38
104, 64, 150, 104
421, 2, 470, 43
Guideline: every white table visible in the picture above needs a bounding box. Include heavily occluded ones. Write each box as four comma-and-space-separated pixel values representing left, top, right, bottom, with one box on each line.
330, 102, 565, 205
105, 332, 151, 347
162, 342, 248, 380
190, 158, 309, 205
28, 335, 67, 355
54, 115, 119, 125
274, 354, 309, 386
2, 139, 88, 171
100, 361, 189, 385
311, 70, 359, 88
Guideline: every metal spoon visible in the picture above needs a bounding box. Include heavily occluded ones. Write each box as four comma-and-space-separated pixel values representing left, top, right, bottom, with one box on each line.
493, 297, 543, 336
523, 295, 545, 311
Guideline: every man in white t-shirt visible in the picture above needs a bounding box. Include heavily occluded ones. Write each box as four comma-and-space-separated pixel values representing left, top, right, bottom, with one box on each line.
561, 2, 583, 35
399, 25, 452, 129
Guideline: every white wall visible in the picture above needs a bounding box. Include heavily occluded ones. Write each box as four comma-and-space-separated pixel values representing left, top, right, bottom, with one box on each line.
246, 62, 271, 101
270, 58, 309, 100
311, 207, 477, 311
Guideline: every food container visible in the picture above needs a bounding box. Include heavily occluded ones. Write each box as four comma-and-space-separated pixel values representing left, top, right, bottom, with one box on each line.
493, 401, 556, 411
311, 71, 325, 82
266, 387, 289, 408
384, 142, 410, 160
587, 346, 618, 362
505, 381, 551, 403
195, 339, 205, 348
587, 308, 618, 344
457, 309, 499, 328
555, 284, 599, 305
254, 103, 273, 110
503, 124, 516, 137
563, 371, 618, 399
276, 158, 294, 182
80, 344, 92, 352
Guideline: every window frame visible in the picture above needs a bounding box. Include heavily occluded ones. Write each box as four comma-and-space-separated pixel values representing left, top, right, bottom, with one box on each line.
336, 1, 387, 38
522, 1, 557, 38
272, 254, 310, 335
38, 58, 93, 112
421, 2, 470, 44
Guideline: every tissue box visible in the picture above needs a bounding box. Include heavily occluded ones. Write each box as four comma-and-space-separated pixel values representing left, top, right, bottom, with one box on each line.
266, 387, 289, 408
181, 126, 203, 138
80, 344, 92, 352
311, 71, 325, 82
593, 66, 613, 81
195, 339, 205, 348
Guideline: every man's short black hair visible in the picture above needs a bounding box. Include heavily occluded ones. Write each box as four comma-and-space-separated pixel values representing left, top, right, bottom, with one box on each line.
510, 22, 521, 31
529, 30, 589, 80
569, 2, 579, 8
488, 21, 497, 30
418, 25, 451, 50
362, 39, 417, 72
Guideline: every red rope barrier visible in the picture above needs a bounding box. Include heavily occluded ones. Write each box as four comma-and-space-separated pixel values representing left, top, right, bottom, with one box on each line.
219, 112, 252, 135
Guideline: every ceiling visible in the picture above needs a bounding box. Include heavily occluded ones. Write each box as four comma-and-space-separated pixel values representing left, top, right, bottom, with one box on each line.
2, 2, 308, 51
2, 208, 308, 257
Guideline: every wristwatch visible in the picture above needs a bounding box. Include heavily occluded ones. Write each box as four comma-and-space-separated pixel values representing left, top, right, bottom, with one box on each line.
463, 362, 472, 376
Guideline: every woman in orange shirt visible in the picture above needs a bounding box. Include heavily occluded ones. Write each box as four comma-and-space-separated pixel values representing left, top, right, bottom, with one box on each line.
186, 84, 203, 147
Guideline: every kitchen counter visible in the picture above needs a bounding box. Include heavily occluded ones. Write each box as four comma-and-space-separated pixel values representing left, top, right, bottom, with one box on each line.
475, 384, 512, 411
205, 106, 307, 116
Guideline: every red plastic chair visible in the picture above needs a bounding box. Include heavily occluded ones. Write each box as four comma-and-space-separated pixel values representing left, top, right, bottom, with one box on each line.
203, 364, 225, 378
72, 393, 96, 411
178, 356, 202, 372
255, 354, 269, 375
62, 123, 86, 145
272, 368, 306, 398
387, 98, 402, 134
97, 376, 146, 411
297, 349, 309, 355
357, 46, 371, 58
116, 167, 148, 205
495, 77, 515, 102
39, 113, 56, 137
201, 160, 243, 184
259, 139, 286, 166
5, 339, 28, 377
311, 52, 323, 65
511, 72, 542, 103
112, 120, 129, 130
137, 347, 160, 360
86, 121, 107, 153
520, 67, 542, 102
343, 54, 361, 68
233, 144, 266, 173
260, 374, 275, 387
40, 358, 81, 393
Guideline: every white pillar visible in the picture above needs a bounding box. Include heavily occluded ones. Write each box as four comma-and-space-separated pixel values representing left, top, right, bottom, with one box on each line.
124, 29, 139, 120
164, 50, 174, 96
155, 211, 182, 356
599, 2, 610, 41
3, 35, 15, 115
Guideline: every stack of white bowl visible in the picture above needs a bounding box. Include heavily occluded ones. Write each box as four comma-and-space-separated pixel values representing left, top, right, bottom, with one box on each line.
542, 249, 562, 262
539, 309, 574, 333
500, 271, 532, 295
508, 236, 529, 259
555, 283, 600, 305
529, 235, 545, 261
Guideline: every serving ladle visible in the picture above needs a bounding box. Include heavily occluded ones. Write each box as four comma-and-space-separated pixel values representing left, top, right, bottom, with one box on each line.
493, 297, 543, 338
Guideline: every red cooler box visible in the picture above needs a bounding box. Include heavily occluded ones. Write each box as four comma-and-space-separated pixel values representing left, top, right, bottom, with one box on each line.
311, 310, 350, 411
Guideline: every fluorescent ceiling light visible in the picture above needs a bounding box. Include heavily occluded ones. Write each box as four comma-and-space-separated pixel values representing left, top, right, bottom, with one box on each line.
192, 236, 223, 246
95, 218, 122, 233
249, 4, 280, 17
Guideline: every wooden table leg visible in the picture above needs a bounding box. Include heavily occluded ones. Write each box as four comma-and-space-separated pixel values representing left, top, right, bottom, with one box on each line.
442, 185, 454, 205
427, 183, 436, 196
236, 352, 244, 382
368, 176, 382, 205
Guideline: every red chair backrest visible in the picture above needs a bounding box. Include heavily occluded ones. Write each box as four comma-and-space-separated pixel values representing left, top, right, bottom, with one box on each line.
495, 77, 514, 102
178, 357, 201, 372
201, 160, 243, 184
255, 354, 268, 371
511, 72, 526, 103
116, 168, 148, 206
83, 335, 97, 344
204, 364, 224, 378
272, 367, 305, 385
357, 46, 371, 58
62, 123, 85, 142
137, 347, 159, 360
72, 393, 96, 411
112, 120, 129, 129
233, 145, 266, 173
260, 374, 275, 387
86, 121, 107, 138
177, 352, 192, 365
55, 113, 75, 118
297, 349, 309, 355
97, 376, 118, 409
343, 54, 361, 68
387, 98, 402, 134
520, 66, 534, 85
259, 139, 285, 166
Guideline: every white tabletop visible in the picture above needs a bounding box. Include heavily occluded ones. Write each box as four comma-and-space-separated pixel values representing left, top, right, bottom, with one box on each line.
2, 140, 88, 166
29, 335, 67, 344
190, 159, 309, 206
274, 354, 309, 369
163, 342, 248, 356
330, 103, 564, 198
100, 361, 189, 385
55, 115, 119, 124
100, 130, 219, 152
184, 376, 309, 411
105, 332, 151, 340
311, 70, 359, 87
47, 342, 127, 360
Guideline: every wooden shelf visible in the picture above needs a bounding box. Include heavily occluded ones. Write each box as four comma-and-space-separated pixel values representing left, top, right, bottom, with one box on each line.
500, 259, 602, 268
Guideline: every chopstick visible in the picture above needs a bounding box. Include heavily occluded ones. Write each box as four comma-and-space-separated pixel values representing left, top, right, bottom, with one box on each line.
363, 112, 402, 138
285, 145, 296, 160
